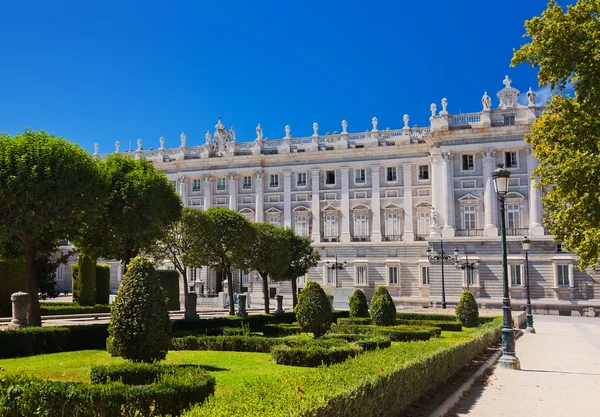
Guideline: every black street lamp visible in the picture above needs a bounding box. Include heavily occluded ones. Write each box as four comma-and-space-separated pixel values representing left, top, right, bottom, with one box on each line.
492, 163, 521, 369
426, 241, 457, 309
455, 249, 480, 291
325, 255, 347, 287
522, 237, 536, 334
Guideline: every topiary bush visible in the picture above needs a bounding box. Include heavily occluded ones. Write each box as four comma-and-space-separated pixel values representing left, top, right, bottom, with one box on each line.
77, 256, 97, 306
455, 290, 479, 328
71, 263, 80, 302
348, 289, 369, 318
370, 286, 396, 326
108, 256, 172, 363
294, 281, 332, 338
95, 264, 111, 305
271, 342, 362, 367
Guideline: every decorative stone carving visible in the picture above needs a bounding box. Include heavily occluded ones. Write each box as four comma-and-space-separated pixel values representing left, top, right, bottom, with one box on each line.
482, 91, 491, 111
430, 103, 437, 117
115, 141, 120, 153
254, 124, 262, 141
137, 138, 142, 151
159, 137, 165, 150
527, 87, 537, 106
372, 117, 379, 132
229, 127, 236, 142
403, 114, 410, 129
180, 132, 187, 147
313, 122, 319, 137
430, 206, 440, 234
274, 294, 284, 314
285, 125, 291, 138
341, 120, 348, 134
503, 75, 512, 88
497, 75, 521, 109
93, 143, 99, 156
441, 98, 448, 114
205, 130, 211, 144
8, 291, 29, 330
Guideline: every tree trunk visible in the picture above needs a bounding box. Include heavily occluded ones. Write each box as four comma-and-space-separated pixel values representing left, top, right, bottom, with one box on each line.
176, 264, 189, 313
261, 273, 269, 314
291, 276, 298, 308
23, 240, 41, 326
226, 267, 235, 316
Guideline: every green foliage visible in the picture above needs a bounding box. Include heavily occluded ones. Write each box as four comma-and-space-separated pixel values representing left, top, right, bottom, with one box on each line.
77, 256, 97, 306
294, 281, 332, 338
39, 302, 111, 316
108, 256, 172, 363
348, 289, 369, 318
157, 269, 181, 310
396, 312, 458, 322
455, 290, 479, 328
336, 317, 372, 326
36, 252, 71, 299
71, 263, 80, 302
512, 0, 600, 268
261, 323, 303, 337
395, 319, 463, 332
95, 264, 111, 305
370, 286, 396, 326
0, 260, 25, 317
280, 228, 321, 306
271, 342, 362, 367
171, 312, 296, 334
0, 364, 215, 416
336, 322, 438, 341
323, 334, 392, 351
171, 335, 287, 353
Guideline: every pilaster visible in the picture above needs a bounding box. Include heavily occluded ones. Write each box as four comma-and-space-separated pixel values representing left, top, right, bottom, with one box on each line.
177, 175, 188, 208
228, 173, 238, 211
255, 171, 264, 222
202, 175, 211, 211
311, 169, 321, 243
483, 149, 499, 236
527, 148, 544, 236
370, 165, 382, 242
340, 167, 351, 243
402, 164, 415, 241
283, 171, 292, 228
441, 152, 455, 237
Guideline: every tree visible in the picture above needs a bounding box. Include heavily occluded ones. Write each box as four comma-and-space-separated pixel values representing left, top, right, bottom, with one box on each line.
108, 256, 171, 363
248, 223, 291, 314
294, 280, 332, 338
150, 207, 208, 312
512, 0, 600, 269
370, 286, 396, 326
455, 290, 479, 328
76, 154, 182, 271
348, 289, 369, 318
196, 208, 254, 315
276, 228, 320, 308
0, 130, 104, 326
36, 251, 72, 299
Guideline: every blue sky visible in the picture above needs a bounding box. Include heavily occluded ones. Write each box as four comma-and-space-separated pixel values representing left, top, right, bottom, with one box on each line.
0, 1, 552, 153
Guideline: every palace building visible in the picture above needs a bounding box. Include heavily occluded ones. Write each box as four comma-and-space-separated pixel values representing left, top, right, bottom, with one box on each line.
90, 77, 599, 313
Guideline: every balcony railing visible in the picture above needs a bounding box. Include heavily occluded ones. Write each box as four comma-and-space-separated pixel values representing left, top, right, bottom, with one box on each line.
455, 229, 484, 237
321, 235, 339, 242
416, 234, 429, 241
506, 228, 529, 236
352, 236, 370, 242
383, 235, 401, 242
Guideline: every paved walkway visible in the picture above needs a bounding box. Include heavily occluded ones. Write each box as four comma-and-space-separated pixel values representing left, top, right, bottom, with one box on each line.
449, 315, 600, 416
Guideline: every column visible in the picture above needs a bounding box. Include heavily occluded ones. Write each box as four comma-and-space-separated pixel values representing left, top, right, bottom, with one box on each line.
483, 149, 499, 236
340, 167, 351, 242
527, 148, 544, 236
311, 169, 321, 243
202, 176, 211, 210
255, 171, 264, 222
177, 176, 188, 208
402, 164, 415, 241
370, 165, 382, 242
228, 173, 238, 211
283, 171, 292, 228
429, 152, 443, 237
441, 152, 455, 237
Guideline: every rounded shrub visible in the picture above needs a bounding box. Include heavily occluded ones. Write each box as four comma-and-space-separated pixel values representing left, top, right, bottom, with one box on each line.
370, 286, 396, 326
455, 290, 479, 328
108, 256, 172, 363
294, 281, 332, 338
348, 289, 369, 318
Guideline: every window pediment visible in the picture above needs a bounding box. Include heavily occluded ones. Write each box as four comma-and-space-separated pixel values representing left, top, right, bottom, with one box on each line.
505, 192, 526, 201
351, 204, 370, 212
265, 207, 282, 214
383, 203, 402, 212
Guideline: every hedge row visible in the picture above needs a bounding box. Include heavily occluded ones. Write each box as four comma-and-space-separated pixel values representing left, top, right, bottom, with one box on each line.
171, 335, 287, 353
271, 343, 362, 367
323, 334, 392, 351
184, 318, 503, 417
395, 319, 463, 332
172, 312, 297, 333
0, 364, 215, 417
261, 323, 304, 337
396, 312, 458, 321
0, 324, 108, 359
336, 323, 440, 342
39, 302, 112, 316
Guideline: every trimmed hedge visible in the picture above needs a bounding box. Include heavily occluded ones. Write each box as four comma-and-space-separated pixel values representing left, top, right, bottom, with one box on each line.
456, 290, 479, 328
171, 335, 287, 353
0, 364, 215, 416
295, 281, 332, 338
395, 319, 463, 332
370, 286, 396, 326
39, 302, 111, 316
157, 269, 181, 311
262, 323, 303, 337
0, 260, 25, 317
271, 343, 362, 367
172, 312, 297, 333
396, 312, 458, 321
336, 322, 440, 342
337, 317, 372, 326
348, 289, 369, 318
78, 256, 97, 306
95, 264, 111, 305
324, 334, 392, 351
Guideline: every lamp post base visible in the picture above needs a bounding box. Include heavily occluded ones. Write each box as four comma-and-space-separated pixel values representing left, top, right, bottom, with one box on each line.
498, 354, 521, 369
525, 314, 535, 333
525, 326, 536, 334
499, 327, 520, 369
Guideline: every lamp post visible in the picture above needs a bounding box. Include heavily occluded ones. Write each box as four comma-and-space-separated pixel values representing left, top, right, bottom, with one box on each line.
455, 249, 480, 291
325, 255, 347, 287
492, 163, 520, 369
426, 241, 457, 309
522, 237, 536, 334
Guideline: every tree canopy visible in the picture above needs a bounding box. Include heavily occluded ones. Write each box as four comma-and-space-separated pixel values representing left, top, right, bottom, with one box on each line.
512, 0, 600, 268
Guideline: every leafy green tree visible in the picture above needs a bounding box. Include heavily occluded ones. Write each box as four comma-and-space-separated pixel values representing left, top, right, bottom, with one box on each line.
512, 0, 600, 268
108, 256, 171, 363
370, 286, 396, 326
348, 289, 369, 318
36, 251, 72, 299
294, 280, 332, 338
76, 154, 182, 271
0, 130, 104, 325
150, 207, 209, 312
196, 208, 254, 315
248, 223, 291, 314
455, 290, 479, 328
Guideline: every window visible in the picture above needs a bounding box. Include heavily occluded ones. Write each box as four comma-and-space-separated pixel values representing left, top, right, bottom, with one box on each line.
386, 167, 397, 182
269, 215, 280, 227
324, 213, 338, 237
356, 265, 368, 285
462, 154, 474, 171
354, 213, 369, 237
56, 265, 64, 282
556, 243, 563, 253
325, 267, 334, 285
295, 215, 308, 237
421, 266, 430, 285
384, 212, 399, 239
297, 172, 307, 187
557, 264, 570, 286
507, 204, 521, 229
504, 116, 515, 126
269, 174, 279, 188
505, 151, 517, 168
355, 169, 366, 184
510, 264, 523, 286
192, 179, 201, 192
418, 165, 429, 180
217, 177, 226, 191
388, 265, 398, 285
243, 176, 252, 189
417, 211, 431, 236
188, 268, 197, 282
463, 205, 476, 230
326, 170, 336, 185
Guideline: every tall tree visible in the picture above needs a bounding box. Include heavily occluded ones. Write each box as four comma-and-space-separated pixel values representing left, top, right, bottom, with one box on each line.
36, 251, 72, 299
150, 207, 208, 312
76, 154, 182, 270
248, 223, 291, 314
196, 207, 254, 315
512, 0, 600, 268
0, 129, 104, 325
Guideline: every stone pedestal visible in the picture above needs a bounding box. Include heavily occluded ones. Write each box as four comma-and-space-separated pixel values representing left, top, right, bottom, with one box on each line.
237, 294, 248, 317
185, 292, 199, 320
8, 291, 29, 330
274, 294, 284, 314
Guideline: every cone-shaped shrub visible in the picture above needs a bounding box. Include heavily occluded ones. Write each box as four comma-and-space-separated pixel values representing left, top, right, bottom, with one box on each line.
370, 286, 396, 326
349, 289, 369, 318
455, 290, 479, 327
108, 256, 171, 363
294, 281, 332, 338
